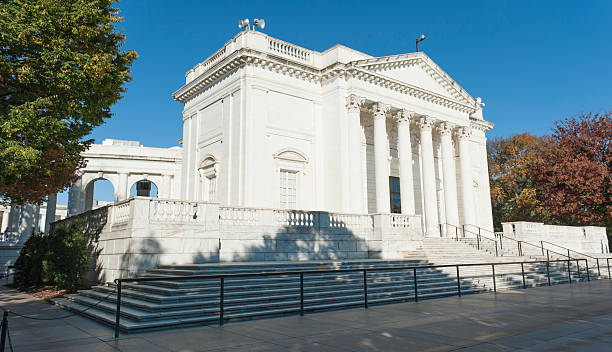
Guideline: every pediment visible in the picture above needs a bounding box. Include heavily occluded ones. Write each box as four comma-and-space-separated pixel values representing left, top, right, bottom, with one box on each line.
352, 54, 474, 105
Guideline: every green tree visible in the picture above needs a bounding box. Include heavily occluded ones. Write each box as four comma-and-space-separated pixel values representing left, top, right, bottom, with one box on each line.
0, 0, 136, 204
487, 133, 548, 231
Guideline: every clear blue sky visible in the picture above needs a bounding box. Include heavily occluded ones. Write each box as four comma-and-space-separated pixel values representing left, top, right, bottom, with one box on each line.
65, 0, 612, 203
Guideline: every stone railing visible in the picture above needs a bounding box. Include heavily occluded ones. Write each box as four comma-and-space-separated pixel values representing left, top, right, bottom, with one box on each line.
150, 199, 206, 224
268, 38, 312, 64
390, 214, 413, 228
0, 232, 18, 245
111, 200, 131, 225
274, 209, 317, 228
329, 213, 373, 231
186, 46, 227, 82
219, 206, 262, 226
51, 205, 109, 240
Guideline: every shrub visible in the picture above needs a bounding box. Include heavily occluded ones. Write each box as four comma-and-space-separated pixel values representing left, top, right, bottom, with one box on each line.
14, 232, 49, 286
15, 223, 91, 292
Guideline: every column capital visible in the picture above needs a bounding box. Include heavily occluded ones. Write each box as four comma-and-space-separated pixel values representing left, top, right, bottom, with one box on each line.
437, 121, 455, 136
369, 102, 390, 120
416, 115, 434, 130
395, 109, 416, 125
456, 126, 473, 140
346, 94, 365, 113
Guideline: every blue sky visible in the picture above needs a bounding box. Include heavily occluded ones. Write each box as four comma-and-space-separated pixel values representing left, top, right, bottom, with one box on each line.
64, 0, 612, 203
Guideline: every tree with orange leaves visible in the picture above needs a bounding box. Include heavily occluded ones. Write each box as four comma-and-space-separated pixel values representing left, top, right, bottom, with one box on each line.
487, 133, 548, 231
531, 112, 611, 232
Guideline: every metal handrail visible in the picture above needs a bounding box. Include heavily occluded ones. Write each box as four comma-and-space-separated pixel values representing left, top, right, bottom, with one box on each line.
111, 257, 594, 338
440, 223, 499, 255
540, 240, 608, 276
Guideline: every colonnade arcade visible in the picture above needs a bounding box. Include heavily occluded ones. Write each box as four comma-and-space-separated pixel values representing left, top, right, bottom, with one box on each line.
346, 93, 485, 237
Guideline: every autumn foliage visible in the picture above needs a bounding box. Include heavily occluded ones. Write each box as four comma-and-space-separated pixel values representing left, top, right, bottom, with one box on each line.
488, 112, 611, 233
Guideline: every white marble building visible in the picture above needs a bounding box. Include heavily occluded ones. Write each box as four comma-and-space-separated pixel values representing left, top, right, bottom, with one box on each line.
174, 30, 494, 236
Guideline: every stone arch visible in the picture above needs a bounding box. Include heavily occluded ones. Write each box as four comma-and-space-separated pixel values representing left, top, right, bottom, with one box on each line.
198, 154, 218, 202
129, 178, 159, 198
273, 148, 309, 163
83, 176, 116, 211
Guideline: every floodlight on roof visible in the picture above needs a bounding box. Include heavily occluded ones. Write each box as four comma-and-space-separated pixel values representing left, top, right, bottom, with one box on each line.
238, 18, 250, 30
253, 18, 265, 30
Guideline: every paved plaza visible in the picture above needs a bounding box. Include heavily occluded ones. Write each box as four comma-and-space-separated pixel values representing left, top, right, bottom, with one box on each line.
1, 281, 612, 351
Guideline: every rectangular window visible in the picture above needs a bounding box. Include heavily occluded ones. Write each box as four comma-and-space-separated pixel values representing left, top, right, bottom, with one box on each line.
207, 175, 216, 201
280, 170, 297, 209
389, 176, 401, 213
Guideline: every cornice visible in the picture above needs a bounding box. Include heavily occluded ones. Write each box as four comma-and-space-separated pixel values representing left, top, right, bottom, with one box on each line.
351, 52, 475, 106
469, 118, 494, 132
173, 49, 478, 116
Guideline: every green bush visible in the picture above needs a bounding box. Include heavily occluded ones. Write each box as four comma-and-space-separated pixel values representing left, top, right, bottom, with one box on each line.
14, 232, 49, 286
15, 223, 91, 292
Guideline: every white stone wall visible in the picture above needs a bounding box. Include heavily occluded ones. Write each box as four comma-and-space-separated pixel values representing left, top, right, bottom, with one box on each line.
51, 198, 423, 281
502, 221, 609, 254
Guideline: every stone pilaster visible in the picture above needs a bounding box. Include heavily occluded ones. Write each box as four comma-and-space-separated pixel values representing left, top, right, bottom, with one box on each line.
395, 109, 416, 215
438, 122, 459, 235
346, 94, 366, 213
371, 102, 391, 213
417, 116, 439, 236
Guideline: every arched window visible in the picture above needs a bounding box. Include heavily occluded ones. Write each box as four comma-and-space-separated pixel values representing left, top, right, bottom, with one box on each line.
199, 155, 218, 201
129, 180, 159, 198
273, 149, 308, 209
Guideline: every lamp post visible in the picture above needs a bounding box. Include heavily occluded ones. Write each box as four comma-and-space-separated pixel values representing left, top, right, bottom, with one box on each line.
416, 34, 426, 52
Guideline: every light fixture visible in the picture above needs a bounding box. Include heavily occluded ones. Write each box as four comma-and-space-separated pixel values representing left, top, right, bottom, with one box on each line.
253, 18, 265, 31
238, 18, 250, 31
416, 34, 426, 52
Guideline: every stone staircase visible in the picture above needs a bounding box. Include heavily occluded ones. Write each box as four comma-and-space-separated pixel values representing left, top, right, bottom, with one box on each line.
52, 237, 601, 332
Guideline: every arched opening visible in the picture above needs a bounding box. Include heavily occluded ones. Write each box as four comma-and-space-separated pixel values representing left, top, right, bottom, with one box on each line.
198, 155, 218, 202
129, 180, 158, 198
85, 178, 115, 211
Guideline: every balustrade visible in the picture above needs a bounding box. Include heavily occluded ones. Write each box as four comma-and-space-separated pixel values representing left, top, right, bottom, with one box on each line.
275, 210, 316, 228
151, 200, 203, 223
268, 38, 312, 63
112, 201, 131, 225
219, 207, 262, 226
390, 214, 412, 228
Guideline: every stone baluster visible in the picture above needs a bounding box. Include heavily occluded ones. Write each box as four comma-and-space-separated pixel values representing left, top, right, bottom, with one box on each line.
457, 126, 475, 232
438, 122, 459, 236
371, 102, 391, 213
417, 116, 439, 236
395, 109, 416, 215
346, 94, 366, 213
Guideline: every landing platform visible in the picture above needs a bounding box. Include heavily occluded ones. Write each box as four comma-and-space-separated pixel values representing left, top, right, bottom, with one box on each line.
2, 280, 612, 351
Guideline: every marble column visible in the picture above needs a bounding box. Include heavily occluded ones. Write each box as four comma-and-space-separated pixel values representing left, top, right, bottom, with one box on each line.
44, 193, 57, 234
67, 177, 85, 216
457, 126, 475, 232
346, 94, 366, 213
371, 102, 391, 213
438, 122, 459, 235
18, 204, 39, 244
417, 116, 439, 236
396, 109, 415, 215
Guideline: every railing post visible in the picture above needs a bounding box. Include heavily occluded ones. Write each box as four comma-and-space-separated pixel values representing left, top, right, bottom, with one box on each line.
300, 272, 304, 316
546, 251, 551, 286
586, 260, 590, 281
495, 242, 498, 257
567, 260, 572, 284
114, 280, 122, 339
477, 235, 480, 250
567, 249, 570, 258
456, 265, 461, 296
462, 224, 465, 238
541, 241, 544, 256
576, 259, 581, 279
597, 259, 601, 277
492, 264, 496, 292
363, 269, 368, 308
1, 311, 8, 352
455, 227, 458, 241
413, 267, 418, 302
521, 263, 526, 288
219, 277, 224, 326
607, 258, 611, 280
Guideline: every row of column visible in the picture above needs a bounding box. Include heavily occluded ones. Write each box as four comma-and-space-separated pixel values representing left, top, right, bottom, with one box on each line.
345, 94, 476, 237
